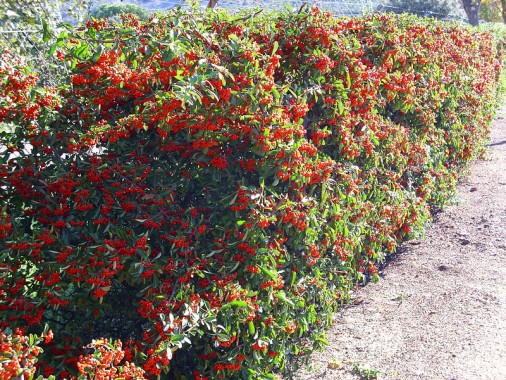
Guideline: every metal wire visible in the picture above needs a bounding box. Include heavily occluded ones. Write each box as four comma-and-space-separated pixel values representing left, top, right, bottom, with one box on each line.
136, 0, 467, 21
125, 0, 380, 16
213, 0, 378, 16
0, 0, 469, 33
0, 30, 39, 34
377, 2, 467, 22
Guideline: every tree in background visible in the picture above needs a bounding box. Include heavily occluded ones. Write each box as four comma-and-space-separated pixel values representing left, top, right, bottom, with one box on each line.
384, 0, 455, 19
90, 3, 151, 21
480, 0, 502, 21
480, 0, 506, 22
461, 0, 482, 25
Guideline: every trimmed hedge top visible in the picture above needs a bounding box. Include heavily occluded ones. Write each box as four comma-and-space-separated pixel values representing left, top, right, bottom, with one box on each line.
0, 7, 502, 379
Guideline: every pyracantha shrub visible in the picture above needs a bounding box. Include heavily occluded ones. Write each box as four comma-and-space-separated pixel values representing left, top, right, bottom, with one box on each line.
0, 7, 502, 379
0, 327, 52, 380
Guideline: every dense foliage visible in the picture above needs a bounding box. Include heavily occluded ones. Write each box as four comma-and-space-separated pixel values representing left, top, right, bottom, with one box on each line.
0, 8, 502, 379
478, 21, 506, 102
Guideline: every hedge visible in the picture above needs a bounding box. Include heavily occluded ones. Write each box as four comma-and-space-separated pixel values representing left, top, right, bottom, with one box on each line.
0, 8, 502, 379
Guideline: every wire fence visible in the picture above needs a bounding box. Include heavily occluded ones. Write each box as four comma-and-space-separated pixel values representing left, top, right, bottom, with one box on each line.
123, 0, 467, 21
0, 0, 470, 38
0, 30, 39, 33
377, 3, 467, 22
143, 0, 380, 16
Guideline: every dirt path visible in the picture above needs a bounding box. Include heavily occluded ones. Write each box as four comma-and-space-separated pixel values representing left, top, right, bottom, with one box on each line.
296, 105, 506, 380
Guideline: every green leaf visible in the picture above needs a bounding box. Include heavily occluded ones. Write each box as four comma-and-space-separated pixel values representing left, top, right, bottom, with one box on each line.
272, 41, 279, 56
221, 300, 247, 310
72, 44, 89, 60
42, 19, 51, 43
336, 98, 344, 115
290, 271, 296, 287
275, 291, 294, 306
258, 265, 278, 281
272, 87, 280, 100
248, 320, 256, 335
170, 334, 186, 343
91, 45, 103, 62
49, 43, 57, 56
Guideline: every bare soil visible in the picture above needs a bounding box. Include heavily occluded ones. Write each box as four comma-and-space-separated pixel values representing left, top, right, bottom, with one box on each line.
295, 105, 506, 380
